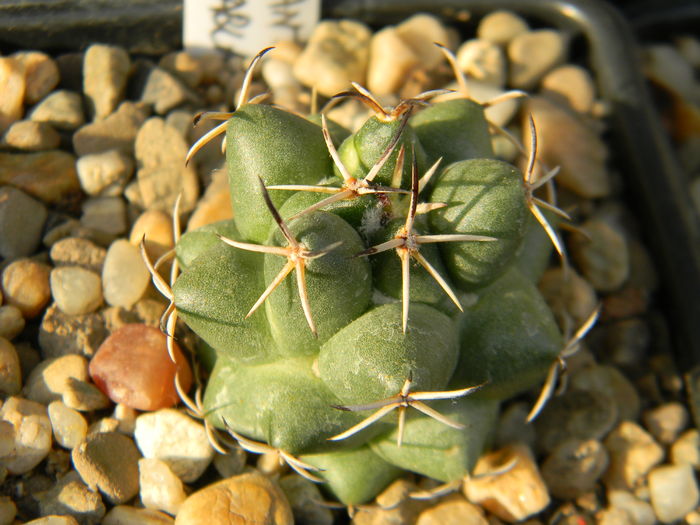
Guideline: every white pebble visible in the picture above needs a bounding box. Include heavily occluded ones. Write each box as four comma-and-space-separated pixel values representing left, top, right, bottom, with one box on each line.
456, 39, 506, 87
134, 409, 214, 483
671, 429, 700, 468
649, 463, 699, 523
477, 10, 529, 46
81, 196, 127, 237
48, 400, 88, 449
50, 266, 103, 315
0, 396, 52, 475
508, 30, 568, 89
102, 239, 150, 308
76, 149, 134, 197
139, 458, 187, 515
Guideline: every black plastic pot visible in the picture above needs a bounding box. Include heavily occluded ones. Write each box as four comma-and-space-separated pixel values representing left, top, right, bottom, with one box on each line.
2, 0, 698, 370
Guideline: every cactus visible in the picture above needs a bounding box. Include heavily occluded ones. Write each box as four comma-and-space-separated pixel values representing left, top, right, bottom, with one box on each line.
145, 47, 599, 506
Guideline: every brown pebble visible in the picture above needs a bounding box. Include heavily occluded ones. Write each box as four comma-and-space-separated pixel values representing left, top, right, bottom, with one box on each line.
2, 259, 51, 319
89, 324, 192, 411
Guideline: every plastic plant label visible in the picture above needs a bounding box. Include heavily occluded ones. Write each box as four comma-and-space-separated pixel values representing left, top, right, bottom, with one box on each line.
183, 0, 321, 55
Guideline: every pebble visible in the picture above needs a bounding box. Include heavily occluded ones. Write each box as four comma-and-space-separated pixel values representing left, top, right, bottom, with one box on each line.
140, 67, 194, 115
80, 196, 128, 238
508, 29, 568, 89
0, 57, 26, 135
133, 409, 213, 483
186, 169, 233, 231
50, 237, 106, 273
456, 39, 507, 87
50, 266, 103, 316
416, 494, 487, 525
76, 149, 134, 197
0, 306, 25, 341
538, 267, 598, 328
463, 443, 550, 522
13, 51, 59, 105
671, 429, 700, 468
524, 96, 611, 198
113, 404, 137, 436
0, 338, 21, 396
102, 239, 150, 308
0, 496, 16, 525
38, 303, 108, 358
279, 474, 334, 525
159, 51, 203, 89
139, 458, 187, 516
395, 14, 452, 71
603, 318, 651, 370
540, 438, 609, 499
2, 258, 51, 319
24, 354, 89, 404
130, 210, 174, 262
645, 44, 699, 104
89, 324, 192, 411
541, 65, 596, 114
648, 463, 699, 523
534, 389, 618, 454
0, 150, 81, 204
29, 90, 85, 130
603, 421, 665, 490
212, 449, 247, 479
103, 505, 174, 524
25, 516, 80, 525
36, 469, 106, 524
163, 109, 193, 138
62, 377, 111, 412
174, 471, 293, 525
72, 431, 141, 504
477, 10, 529, 46
0, 186, 47, 259
83, 44, 130, 120
366, 27, 420, 96
570, 364, 641, 422
642, 402, 688, 445
48, 401, 88, 449
293, 19, 372, 97
132, 117, 199, 213
607, 490, 656, 525
353, 478, 424, 525
0, 396, 53, 475
2, 120, 60, 151
72, 101, 150, 156
494, 401, 536, 449
571, 218, 630, 292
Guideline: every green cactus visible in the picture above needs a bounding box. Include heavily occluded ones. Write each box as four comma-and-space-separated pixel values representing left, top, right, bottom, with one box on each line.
146, 47, 599, 506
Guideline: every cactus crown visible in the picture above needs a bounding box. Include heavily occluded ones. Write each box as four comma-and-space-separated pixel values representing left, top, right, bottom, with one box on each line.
144, 46, 598, 505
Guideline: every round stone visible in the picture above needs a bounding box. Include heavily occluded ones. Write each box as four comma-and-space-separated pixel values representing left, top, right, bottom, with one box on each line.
2, 258, 51, 319
102, 239, 151, 308
50, 266, 103, 316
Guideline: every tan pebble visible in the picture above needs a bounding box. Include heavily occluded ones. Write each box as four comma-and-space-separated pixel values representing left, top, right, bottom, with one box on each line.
0, 150, 81, 204
24, 516, 80, 524
50, 237, 106, 273
36, 469, 106, 523
130, 210, 174, 261
257, 451, 287, 477
83, 44, 130, 120
0, 337, 21, 396
139, 458, 187, 515
72, 101, 150, 157
464, 444, 549, 522
103, 505, 174, 524
570, 364, 641, 422
88, 417, 120, 436
508, 30, 568, 89
13, 51, 59, 105
48, 400, 88, 449
570, 218, 629, 293
159, 51, 203, 89
113, 403, 137, 435
456, 38, 507, 87
76, 149, 134, 197
395, 13, 451, 70
102, 239, 150, 308
0, 396, 52, 474
175, 471, 293, 525
29, 90, 85, 131
50, 266, 103, 316
671, 429, 700, 468
603, 421, 664, 490
279, 474, 334, 525
642, 402, 688, 445
541, 439, 609, 499
648, 463, 699, 522
293, 20, 371, 97
38, 303, 108, 358
0, 420, 14, 457
523, 96, 610, 199
541, 64, 596, 113
477, 10, 529, 45
0, 495, 16, 524
81, 196, 128, 237
0, 56, 26, 135
367, 27, 420, 95
2, 258, 51, 319
63, 377, 111, 412
213, 449, 247, 478
538, 266, 597, 328
2, 120, 61, 151
24, 354, 89, 404
607, 490, 656, 525
89, 324, 192, 411
0, 305, 25, 340
72, 431, 141, 504
186, 170, 233, 231
416, 494, 488, 524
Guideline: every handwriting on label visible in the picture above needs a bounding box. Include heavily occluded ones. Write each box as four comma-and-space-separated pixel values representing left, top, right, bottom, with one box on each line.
184, 0, 320, 55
